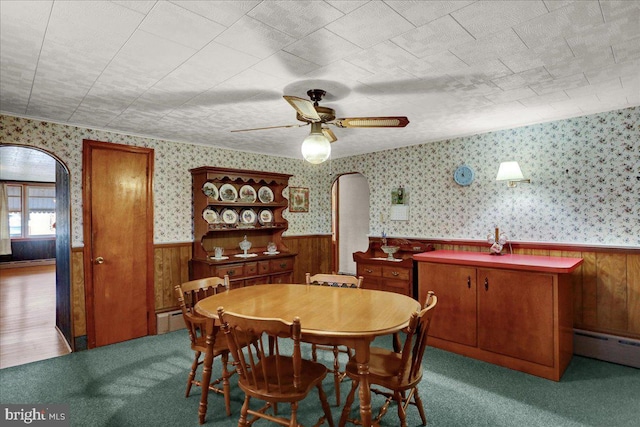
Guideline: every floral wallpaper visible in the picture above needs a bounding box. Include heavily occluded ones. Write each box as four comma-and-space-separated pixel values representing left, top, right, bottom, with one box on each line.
0, 116, 323, 246
329, 107, 639, 247
1, 106, 638, 248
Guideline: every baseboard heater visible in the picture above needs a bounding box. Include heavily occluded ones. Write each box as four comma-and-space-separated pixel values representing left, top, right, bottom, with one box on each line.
574, 329, 640, 368
157, 309, 185, 334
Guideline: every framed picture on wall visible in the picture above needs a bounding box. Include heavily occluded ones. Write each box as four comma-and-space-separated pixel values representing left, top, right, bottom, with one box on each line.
289, 187, 309, 212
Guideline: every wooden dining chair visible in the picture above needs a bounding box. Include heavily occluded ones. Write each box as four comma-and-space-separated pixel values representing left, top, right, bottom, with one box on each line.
339, 291, 438, 427
218, 307, 335, 427
175, 276, 233, 424
305, 272, 363, 406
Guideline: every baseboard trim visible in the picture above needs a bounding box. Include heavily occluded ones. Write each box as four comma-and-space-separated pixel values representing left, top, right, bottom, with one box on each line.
574, 329, 640, 368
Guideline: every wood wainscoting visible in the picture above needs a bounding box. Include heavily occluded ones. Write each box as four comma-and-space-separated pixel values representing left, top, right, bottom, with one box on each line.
71, 237, 331, 339
283, 234, 332, 283
72, 236, 637, 342
154, 242, 191, 312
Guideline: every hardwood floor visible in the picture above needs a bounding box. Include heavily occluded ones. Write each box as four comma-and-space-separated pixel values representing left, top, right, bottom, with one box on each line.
0, 264, 71, 369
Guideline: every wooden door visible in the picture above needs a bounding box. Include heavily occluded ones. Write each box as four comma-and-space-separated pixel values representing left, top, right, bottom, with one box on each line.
419, 263, 477, 346
477, 268, 554, 366
83, 140, 154, 348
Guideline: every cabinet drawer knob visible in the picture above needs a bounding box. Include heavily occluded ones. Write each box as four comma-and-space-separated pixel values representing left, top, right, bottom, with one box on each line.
228, 270, 236, 276
467, 276, 471, 289
392, 271, 399, 277
365, 268, 373, 273
484, 277, 489, 291
279, 262, 287, 269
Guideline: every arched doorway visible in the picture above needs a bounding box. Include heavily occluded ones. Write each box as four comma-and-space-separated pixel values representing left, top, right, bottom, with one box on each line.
0, 144, 73, 353
332, 173, 370, 274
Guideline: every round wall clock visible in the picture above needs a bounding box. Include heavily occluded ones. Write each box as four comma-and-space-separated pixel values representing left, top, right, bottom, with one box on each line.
454, 165, 475, 186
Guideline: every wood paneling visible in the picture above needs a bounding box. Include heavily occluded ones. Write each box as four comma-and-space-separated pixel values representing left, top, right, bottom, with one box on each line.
154, 243, 191, 312
628, 254, 640, 335
283, 234, 332, 283
581, 252, 598, 328
596, 253, 628, 331
71, 248, 85, 337
70, 238, 639, 341
0, 238, 56, 262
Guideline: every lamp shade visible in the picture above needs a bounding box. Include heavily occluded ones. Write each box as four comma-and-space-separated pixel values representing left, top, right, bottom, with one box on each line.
301, 130, 331, 164
496, 161, 524, 181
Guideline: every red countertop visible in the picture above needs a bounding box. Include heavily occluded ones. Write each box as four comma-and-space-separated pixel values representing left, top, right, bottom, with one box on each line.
413, 250, 583, 274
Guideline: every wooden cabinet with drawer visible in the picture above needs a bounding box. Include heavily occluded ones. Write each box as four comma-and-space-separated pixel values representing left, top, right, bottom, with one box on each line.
354, 238, 433, 299
190, 253, 296, 288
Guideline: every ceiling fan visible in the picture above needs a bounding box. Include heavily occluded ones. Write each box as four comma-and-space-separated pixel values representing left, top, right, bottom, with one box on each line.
231, 89, 409, 163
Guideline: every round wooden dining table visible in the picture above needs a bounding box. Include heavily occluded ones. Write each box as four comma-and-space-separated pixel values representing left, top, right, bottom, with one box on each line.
195, 283, 421, 427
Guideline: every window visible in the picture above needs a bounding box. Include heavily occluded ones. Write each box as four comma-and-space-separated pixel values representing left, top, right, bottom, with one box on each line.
6, 183, 56, 238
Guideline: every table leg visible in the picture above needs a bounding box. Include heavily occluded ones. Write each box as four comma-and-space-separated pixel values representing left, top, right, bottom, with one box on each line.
354, 340, 372, 427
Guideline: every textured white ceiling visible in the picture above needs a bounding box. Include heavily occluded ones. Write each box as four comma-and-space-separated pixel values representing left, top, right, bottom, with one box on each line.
0, 145, 56, 182
1, 0, 639, 161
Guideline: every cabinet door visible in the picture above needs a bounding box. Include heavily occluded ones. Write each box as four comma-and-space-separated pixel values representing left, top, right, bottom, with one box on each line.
419, 263, 477, 346
271, 272, 293, 284
380, 279, 411, 296
477, 269, 554, 367
245, 276, 267, 287
360, 275, 382, 291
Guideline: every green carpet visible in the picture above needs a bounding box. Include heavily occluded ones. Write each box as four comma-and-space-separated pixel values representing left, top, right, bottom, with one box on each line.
1, 330, 638, 426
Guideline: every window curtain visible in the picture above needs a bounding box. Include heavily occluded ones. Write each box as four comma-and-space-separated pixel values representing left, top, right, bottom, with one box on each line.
0, 184, 11, 255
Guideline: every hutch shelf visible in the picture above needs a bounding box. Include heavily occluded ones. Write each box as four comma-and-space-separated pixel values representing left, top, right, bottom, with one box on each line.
189, 167, 296, 288
353, 238, 433, 298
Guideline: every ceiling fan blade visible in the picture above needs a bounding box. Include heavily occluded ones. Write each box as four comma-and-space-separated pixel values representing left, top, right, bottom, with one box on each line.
322, 127, 337, 143
230, 123, 308, 132
283, 95, 322, 122
333, 116, 409, 128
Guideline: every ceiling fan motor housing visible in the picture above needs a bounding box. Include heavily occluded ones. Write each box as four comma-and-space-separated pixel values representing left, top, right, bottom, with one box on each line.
307, 89, 326, 104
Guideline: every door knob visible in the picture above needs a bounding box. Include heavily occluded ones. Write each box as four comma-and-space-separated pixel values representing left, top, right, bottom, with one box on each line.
95, 256, 105, 264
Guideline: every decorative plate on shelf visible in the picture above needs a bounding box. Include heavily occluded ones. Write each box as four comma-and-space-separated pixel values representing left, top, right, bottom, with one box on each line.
202, 182, 218, 199
219, 184, 238, 202
258, 186, 274, 203
239, 185, 257, 203
220, 208, 238, 225
258, 209, 273, 225
240, 208, 257, 225
202, 207, 218, 224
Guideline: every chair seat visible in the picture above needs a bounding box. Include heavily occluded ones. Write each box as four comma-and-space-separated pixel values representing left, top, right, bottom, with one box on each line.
305, 272, 364, 406
345, 347, 423, 390
192, 328, 229, 355
340, 292, 437, 427
238, 355, 328, 402
175, 275, 234, 425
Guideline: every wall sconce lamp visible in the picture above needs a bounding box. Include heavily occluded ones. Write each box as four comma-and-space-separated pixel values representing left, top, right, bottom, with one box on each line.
301, 122, 331, 164
496, 161, 531, 187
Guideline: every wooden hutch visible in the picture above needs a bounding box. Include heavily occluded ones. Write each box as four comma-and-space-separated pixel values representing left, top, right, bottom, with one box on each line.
190, 167, 296, 288
353, 238, 433, 299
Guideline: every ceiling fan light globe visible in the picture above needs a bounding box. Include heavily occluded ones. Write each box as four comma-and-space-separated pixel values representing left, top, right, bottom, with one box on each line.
301, 133, 331, 164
